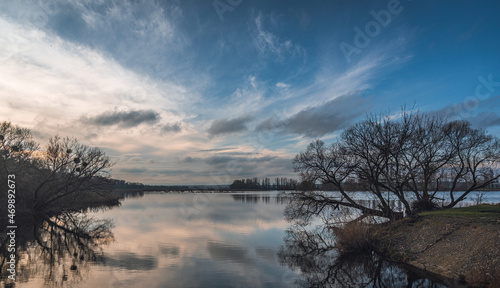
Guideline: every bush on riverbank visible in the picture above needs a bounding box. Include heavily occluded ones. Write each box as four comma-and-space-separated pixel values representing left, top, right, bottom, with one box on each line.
331, 221, 376, 253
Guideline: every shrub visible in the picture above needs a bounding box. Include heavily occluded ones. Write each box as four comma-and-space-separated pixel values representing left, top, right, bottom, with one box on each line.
332, 221, 374, 253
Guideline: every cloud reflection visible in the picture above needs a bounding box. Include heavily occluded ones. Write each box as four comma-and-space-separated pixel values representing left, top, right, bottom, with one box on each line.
92, 193, 296, 288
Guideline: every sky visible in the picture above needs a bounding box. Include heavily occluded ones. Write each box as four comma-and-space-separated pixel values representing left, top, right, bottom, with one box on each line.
1, 0, 500, 185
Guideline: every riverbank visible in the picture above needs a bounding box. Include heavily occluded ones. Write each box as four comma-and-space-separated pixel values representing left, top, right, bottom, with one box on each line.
372, 204, 500, 287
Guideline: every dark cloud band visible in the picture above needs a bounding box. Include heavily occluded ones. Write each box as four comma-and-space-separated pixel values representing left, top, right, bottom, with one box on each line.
207, 115, 253, 137
83, 109, 160, 128
256, 94, 368, 137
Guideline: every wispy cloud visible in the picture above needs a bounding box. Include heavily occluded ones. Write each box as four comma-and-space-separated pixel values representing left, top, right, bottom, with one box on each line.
252, 12, 304, 61
22, 0, 188, 68
290, 40, 412, 113
275, 82, 289, 89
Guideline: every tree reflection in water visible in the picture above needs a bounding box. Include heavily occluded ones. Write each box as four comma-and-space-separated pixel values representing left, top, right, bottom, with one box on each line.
278, 225, 446, 288
0, 212, 113, 287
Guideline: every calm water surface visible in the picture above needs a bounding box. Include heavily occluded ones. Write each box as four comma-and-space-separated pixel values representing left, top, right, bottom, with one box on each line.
5, 191, 500, 287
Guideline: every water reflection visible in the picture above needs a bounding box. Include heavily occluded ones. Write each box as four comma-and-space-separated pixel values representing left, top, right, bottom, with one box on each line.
232, 193, 290, 204
113, 190, 146, 199
0, 212, 113, 287
278, 225, 447, 288
54, 192, 295, 288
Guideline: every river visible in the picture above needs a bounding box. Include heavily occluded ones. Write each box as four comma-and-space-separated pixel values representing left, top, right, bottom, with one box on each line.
3, 191, 499, 287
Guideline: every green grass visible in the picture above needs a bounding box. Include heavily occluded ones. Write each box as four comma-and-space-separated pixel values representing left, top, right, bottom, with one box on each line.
420, 204, 500, 220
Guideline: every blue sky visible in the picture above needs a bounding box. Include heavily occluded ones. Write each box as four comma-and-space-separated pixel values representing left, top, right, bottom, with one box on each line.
1, 0, 500, 185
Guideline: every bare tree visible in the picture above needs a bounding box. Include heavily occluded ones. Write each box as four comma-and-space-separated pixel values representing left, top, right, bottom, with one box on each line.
441, 120, 500, 208
0, 121, 39, 173
290, 140, 393, 222
1, 121, 40, 215
1, 121, 114, 214
290, 110, 500, 222
30, 136, 114, 212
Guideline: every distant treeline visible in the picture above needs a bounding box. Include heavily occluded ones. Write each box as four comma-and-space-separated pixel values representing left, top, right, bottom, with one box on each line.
113, 179, 145, 189
112, 179, 229, 192
229, 177, 298, 190
113, 178, 301, 191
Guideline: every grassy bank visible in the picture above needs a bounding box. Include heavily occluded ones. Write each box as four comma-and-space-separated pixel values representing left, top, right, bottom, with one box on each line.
371, 204, 500, 287
419, 204, 500, 220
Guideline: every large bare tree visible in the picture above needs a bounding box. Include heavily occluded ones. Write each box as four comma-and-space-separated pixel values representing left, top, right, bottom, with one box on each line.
289, 110, 500, 222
